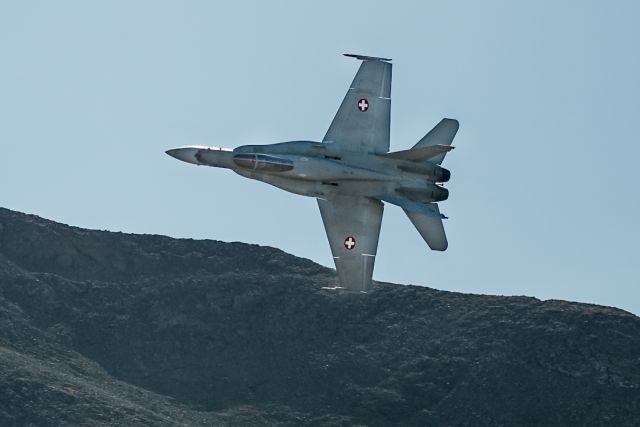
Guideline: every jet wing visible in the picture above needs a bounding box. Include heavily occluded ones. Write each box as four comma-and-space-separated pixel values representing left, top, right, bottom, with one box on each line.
323, 54, 392, 154
317, 195, 384, 292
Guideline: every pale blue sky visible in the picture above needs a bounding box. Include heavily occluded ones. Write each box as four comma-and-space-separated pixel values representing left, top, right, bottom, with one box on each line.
1, 1, 638, 314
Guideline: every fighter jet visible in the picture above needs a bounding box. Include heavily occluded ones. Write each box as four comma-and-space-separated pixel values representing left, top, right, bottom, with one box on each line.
166, 54, 459, 292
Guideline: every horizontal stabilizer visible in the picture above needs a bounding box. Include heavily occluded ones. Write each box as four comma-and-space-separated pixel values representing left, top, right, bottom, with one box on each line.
382, 196, 446, 219
384, 144, 454, 161
382, 197, 448, 251
343, 53, 392, 62
405, 206, 448, 251
413, 118, 459, 165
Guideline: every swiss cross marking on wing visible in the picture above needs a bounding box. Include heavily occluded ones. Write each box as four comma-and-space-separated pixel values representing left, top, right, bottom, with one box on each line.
344, 236, 356, 250
357, 99, 369, 112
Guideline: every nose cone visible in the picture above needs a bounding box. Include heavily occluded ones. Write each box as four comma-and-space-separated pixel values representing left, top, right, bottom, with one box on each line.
165, 147, 201, 165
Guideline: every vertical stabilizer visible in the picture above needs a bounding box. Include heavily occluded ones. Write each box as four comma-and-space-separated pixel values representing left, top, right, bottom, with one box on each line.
412, 119, 459, 165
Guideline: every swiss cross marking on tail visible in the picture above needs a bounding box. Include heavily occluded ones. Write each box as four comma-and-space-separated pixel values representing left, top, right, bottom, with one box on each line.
357, 99, 369, 112
344, 236, 356, 250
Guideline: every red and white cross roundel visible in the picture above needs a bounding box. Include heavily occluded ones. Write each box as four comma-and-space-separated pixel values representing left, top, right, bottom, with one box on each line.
357, 98, 369, 112
344, 236, 356, 250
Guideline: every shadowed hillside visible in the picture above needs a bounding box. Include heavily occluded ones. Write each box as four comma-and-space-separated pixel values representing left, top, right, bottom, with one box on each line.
0, 207, 638, 426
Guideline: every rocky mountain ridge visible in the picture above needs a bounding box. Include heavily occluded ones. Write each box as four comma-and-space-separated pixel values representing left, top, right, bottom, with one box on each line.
0, 207, 638, 426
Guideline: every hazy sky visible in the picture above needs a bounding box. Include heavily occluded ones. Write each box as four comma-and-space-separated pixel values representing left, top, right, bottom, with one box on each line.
2, 1, 639, 314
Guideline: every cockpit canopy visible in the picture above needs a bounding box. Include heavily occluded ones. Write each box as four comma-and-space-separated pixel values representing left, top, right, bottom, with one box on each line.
232, 153, 294, 172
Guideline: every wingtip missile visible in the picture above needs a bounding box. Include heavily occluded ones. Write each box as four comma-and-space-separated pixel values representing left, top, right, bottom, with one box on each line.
343, 53, 392, 62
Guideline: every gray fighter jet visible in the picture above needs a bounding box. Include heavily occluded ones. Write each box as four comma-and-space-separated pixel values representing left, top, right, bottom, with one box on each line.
166, 54, 459, 292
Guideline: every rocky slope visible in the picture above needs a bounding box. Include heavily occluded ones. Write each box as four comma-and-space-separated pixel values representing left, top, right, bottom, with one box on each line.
0, 207, 638, 426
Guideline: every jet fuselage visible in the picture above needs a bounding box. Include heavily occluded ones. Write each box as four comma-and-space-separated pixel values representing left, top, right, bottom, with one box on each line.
166, 140, 449, 203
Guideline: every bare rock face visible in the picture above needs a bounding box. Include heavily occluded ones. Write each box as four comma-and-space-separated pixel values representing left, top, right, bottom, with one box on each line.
0, 207, 638, 426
